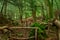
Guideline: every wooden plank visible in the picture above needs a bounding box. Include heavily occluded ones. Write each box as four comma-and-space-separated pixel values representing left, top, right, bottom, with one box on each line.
10, 36, 35, 39
10, 27, 38, 29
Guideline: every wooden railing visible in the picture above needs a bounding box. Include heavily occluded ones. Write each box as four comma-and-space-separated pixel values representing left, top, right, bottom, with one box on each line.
8, 27, 38, 40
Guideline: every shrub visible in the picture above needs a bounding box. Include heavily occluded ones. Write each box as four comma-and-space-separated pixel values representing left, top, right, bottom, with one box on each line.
30, 22, 47, 40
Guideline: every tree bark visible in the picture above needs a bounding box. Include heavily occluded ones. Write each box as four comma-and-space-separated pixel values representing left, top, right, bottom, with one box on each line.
1, 1, 5, 13
32, 9, 36, 22
54, 20, 60, 40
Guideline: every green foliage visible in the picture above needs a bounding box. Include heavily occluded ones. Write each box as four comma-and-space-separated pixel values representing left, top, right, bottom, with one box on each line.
0, 0, 60, 20
11, 20, 19, 26
30, 22, 47, 39
0, 0, 60, 40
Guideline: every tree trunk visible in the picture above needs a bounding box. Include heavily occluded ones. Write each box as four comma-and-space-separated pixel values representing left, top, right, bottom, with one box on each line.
1, 1, 5, 13
19, 7, 23, 27
4, 0, 8, 15
54, 20, 60, 40
32, 8, 36, 22
44, 0, 53, 19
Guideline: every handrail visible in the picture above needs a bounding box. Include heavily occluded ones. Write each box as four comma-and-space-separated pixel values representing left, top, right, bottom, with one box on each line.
10, 27, 38, 29
9, 27, 38, 40
10, 36, 35, 39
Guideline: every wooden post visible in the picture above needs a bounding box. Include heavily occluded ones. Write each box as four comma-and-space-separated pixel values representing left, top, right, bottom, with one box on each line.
35, 28, 38, 40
